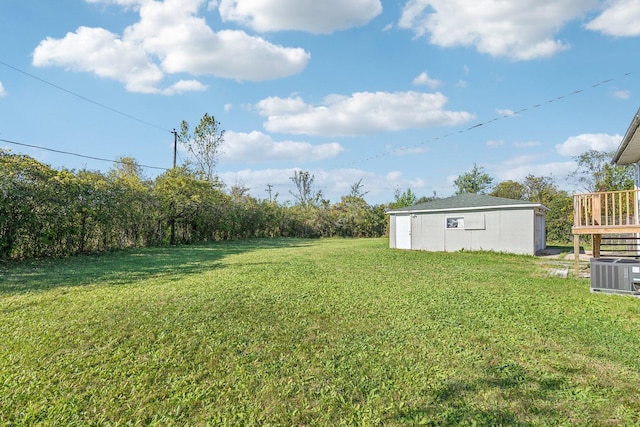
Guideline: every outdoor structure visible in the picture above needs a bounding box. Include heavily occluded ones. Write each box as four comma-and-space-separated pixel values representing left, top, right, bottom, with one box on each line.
387, 193, 548, 256
572, 107, 640, 275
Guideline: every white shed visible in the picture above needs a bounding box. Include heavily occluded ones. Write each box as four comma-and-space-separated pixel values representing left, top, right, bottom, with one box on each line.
387, 194, 548, 256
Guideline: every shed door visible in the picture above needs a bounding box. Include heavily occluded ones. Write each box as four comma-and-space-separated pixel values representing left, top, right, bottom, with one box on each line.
535, 213, 546, 252
395, 215, 411, 249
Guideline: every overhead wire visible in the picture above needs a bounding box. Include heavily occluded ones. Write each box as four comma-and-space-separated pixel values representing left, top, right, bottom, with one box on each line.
0, 60, 172, 134
340, 72, 633, 169
0, 58, 633, 185
0, 59, 175, 171
0, 138, 170, 171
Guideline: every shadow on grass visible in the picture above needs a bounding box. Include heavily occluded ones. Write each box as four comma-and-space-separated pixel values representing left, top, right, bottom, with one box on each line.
0, 238, 309, 295
393, 360, 570, 426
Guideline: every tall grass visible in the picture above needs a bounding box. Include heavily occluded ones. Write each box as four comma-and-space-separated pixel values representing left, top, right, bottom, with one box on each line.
1, 238, 640, 425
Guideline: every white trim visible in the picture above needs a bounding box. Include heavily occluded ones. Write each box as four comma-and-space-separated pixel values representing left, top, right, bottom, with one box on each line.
389, 203, 547, 215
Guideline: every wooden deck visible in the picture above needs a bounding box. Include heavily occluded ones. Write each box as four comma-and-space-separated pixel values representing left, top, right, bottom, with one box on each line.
572, 189, 640, 275
573, 189, 640, 233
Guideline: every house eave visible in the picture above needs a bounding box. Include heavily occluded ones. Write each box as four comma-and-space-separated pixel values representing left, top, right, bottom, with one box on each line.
612, 107, 640, 165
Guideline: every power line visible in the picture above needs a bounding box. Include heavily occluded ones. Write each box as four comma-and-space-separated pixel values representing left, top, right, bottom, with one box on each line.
0, 60, 171, 134
0, 138, 170, 171
342, 72, 633, 168
2, 58, 632, 180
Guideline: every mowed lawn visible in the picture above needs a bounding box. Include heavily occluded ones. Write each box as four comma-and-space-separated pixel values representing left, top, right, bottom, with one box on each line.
1, 238, 640, 426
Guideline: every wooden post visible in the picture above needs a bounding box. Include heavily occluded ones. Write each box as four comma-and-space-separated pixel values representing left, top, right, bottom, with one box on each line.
574, 234, 581, 277
592, 234, 601, 259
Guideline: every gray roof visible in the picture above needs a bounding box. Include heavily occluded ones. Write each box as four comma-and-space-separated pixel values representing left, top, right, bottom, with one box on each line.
387, 193, 547, 214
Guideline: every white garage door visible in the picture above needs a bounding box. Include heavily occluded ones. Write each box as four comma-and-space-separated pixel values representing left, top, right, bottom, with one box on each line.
395, 215, 411, 249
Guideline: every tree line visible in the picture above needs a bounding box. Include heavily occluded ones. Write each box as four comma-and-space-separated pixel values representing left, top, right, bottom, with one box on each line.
1, 113, 633, 260
451, 151, 634, 243
0, 150, 390, 260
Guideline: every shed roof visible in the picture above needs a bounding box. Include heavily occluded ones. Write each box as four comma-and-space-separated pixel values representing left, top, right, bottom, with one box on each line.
612, 107, 640, 165
387, 193, 547, 214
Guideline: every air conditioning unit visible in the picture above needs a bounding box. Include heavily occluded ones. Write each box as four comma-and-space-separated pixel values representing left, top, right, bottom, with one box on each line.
590, 258, 640, 294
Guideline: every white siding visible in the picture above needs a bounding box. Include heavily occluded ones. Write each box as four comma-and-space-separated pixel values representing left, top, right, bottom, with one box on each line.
411, 213, 444, 251
392, 207, 542, 255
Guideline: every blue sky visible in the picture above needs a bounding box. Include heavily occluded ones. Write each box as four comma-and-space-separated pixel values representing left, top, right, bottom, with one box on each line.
1, 0, 639, 204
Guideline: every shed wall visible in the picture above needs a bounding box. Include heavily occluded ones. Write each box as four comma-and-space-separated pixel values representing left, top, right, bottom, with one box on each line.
389, 214, 397, 249
394, 207, 539, 255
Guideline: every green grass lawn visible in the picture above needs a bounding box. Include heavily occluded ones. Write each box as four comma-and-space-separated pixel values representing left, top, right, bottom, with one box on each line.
1, 238, 640, 426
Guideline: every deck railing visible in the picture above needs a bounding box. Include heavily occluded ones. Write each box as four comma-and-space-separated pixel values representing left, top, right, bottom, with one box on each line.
573, 189, 640, 231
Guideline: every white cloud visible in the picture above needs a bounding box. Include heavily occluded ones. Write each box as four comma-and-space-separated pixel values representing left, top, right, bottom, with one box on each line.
398, 0, 600, 60
85, 0, 140, 6
256, 91, 475, 137
500, 153, 546, 167
314, 169, 426, 202
555, 133, 622, 156
222, 130, 343, 162
0, 82, 6, 97
586, 0, 640, 36
486, 140, 504, 148
160, 80, 207, 95
613, 89, 631, 99
256, 96, 310, 115
219, 167, 425, 203
33, 26, 166, 94
216, 0, 382, 33
219, 168, 297, 201
412, 71, 442, 88
493, 160, 576, 184
496, 108, 515, 117
513, 141, 542, 148
224, 103, 233, 112
32, 0, 310, 93
484, 152, 575, 187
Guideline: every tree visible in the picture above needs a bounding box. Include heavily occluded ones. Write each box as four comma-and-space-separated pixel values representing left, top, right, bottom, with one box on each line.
179, 113, 225, 183
415, 191, 439, 204
154, 166, 216, 244
331, 180, 373, 237
332, 195, 370, 237
490, 180, 525, 200
349, 179, 369, 199
520, 174, 573, 243
545, 190, 574, 243
393, 188, 416, 208
454, 163, 493, 195
521, 174, 558, 205
108, 157, 155, 247
110, 156, 145, 181
569, 150, 634, 192
0, 150, 58, 258
289, 170, 323, 207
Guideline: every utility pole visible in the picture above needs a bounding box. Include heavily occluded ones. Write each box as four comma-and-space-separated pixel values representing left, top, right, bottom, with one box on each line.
170, 128, 177, 245
171, 128, 177, 168
265, 184, 273, 202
